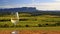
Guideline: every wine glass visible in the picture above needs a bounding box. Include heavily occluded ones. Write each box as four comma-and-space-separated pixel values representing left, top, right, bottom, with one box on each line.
11, 12, 19, 25
11, 12, 19, 34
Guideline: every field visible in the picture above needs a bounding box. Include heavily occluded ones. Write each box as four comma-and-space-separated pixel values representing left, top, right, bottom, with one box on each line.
0, 14, 60, 26
0, 13, 60, 34
0, 27, 60, 34
0, 30, 60, 34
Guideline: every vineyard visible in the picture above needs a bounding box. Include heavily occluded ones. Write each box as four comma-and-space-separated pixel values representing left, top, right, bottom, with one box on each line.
0, 13, 60, 34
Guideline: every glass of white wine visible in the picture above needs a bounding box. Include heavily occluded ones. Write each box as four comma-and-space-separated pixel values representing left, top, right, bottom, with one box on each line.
11, 12, 19, 34
11, 12, 19, 25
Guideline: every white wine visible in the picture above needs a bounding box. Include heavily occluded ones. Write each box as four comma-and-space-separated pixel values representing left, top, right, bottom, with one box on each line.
11, 12, 19, 25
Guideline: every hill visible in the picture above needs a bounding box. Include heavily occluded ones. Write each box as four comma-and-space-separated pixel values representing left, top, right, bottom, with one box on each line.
0, 7, 60, 16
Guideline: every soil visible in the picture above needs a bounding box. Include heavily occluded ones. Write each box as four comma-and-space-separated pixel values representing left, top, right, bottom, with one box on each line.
0, 30, 60, 34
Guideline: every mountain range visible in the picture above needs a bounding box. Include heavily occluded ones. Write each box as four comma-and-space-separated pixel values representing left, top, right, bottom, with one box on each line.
0, 7, 60, 16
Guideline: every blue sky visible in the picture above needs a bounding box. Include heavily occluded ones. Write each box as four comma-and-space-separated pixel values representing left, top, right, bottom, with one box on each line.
0, 0, 60, 10
0, 0, 54, 5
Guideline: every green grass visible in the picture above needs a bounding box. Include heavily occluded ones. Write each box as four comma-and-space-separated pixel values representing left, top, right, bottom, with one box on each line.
0, 27, 60, 31
0, 14, 60, 31
0, 15, 60, 26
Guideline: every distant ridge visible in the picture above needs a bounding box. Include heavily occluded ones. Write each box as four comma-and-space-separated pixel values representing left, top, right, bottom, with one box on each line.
0, 7, 37, 12
0, 7, 60, 16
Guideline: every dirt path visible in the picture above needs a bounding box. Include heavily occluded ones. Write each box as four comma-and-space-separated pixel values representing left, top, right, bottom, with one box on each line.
0, 30, 60, 34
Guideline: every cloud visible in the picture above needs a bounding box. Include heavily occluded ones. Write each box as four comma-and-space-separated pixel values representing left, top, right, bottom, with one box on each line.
54, 0, 60, 1
0, 5, 19, 8
1, 3, 60, 10
1, 1, 60, 10
0, 4, 39, 8
53, 0, 60, 2
36, 2, 60, 10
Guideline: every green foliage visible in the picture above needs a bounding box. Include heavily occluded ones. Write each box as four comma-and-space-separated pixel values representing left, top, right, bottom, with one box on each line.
38, 24, 42, 27
25, 25, 29, 27
3, 24, 9, 28
0, 14, 60, 27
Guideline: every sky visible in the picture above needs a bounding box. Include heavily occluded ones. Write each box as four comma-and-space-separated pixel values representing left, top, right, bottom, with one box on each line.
0, 0, 60, 10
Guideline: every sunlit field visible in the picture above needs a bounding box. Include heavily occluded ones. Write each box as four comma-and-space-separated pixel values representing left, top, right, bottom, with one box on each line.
0, 14, 60, 27
0, 13, 60, 34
